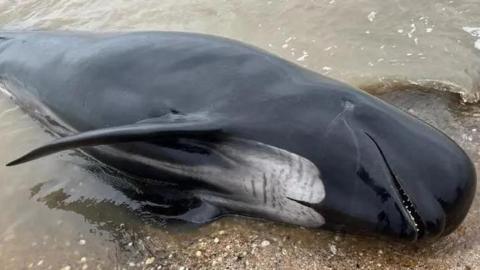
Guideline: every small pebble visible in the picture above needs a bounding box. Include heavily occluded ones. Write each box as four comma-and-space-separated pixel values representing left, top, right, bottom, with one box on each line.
60, 266, 71, 270
261, 240, 271, 247
214, 237, 220, 243
296, 54, 308, 61
80, 257, 87, 263
78, 239, 86, 246
37, 260, 44, 266
367, 11, 377, 22
145, 257, 155, 265
329, 244, 337, 255
195, 251, 202, 257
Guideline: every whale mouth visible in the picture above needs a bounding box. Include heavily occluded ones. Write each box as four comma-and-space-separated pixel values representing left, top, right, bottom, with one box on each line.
364, 132, 426, 240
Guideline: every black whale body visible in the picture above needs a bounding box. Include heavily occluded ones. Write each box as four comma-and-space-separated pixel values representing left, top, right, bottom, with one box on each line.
0, 31, 476, 241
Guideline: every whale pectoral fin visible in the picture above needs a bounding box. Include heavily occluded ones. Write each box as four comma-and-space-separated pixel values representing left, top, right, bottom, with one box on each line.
6, 115, 225, 166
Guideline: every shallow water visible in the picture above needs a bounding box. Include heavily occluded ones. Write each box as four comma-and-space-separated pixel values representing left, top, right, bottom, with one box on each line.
1, 0, 480, 269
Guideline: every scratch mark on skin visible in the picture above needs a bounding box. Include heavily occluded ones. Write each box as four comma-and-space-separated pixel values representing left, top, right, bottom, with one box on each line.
271, 172, 276, 207
263, 173, 268, 204
325, 100, 355, 136
251, 179, 256, 198
342, 117, 361, 170
324, 100, 361, 169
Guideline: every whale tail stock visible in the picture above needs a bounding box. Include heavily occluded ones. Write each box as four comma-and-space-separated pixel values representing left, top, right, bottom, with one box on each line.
6, 114, 226, 166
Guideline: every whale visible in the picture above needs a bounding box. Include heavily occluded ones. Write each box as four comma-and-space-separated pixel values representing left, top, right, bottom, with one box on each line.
0, 31, 476, 241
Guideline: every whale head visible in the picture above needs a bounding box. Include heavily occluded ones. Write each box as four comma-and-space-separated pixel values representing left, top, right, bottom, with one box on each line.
307, 88, 476, 241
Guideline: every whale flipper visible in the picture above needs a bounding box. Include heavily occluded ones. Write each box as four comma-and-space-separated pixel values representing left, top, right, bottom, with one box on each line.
6, 115, 224, 166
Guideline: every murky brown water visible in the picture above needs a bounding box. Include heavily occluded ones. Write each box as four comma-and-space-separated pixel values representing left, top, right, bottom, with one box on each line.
1, 1, 480, 269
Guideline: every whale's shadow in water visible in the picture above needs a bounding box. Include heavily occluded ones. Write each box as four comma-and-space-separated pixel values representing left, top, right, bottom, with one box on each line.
29, 155, 210, 225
